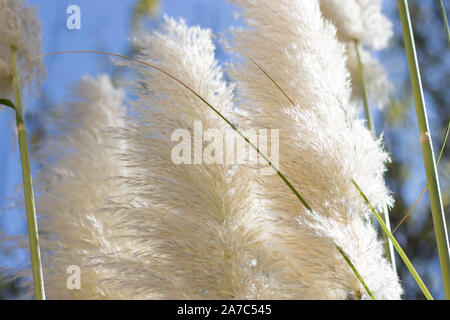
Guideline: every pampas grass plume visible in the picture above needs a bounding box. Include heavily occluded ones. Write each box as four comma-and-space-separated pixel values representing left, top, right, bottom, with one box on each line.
110, 16, 281, 299
37, 75, 127, 299
229, 0, 402, 299
0, 0, 44, 101
319, 0, 392, 109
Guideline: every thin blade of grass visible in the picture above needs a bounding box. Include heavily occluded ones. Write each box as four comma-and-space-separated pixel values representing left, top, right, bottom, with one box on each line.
436, 118, 450, 163
398, 0, 450, 298
35, 49, 377, 298
0, 98, 16, 110
393, 118, 450, 233
439, 0, 450, 45
336, 246, 375, 300
249, 58, 296, 106
353, 179, 433, 300
393, 186, 427, 234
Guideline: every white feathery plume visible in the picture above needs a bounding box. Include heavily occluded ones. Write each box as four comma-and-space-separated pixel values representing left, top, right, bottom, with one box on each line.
228, 0, 402, 299
319, 0, 392, 50
111, 16, 282, 299
0, 0, 45, 101
319, 0, 392, 109
36, 75, 128, 299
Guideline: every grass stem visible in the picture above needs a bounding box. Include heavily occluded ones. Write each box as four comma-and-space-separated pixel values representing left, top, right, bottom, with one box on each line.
382, 204, 396, 272
10, 47, 45, 300
398, 0, 450, 299
393, 119, 449, 233
353, 180, 433, 300
336, 246, 375, 300
439, 0, 450, 45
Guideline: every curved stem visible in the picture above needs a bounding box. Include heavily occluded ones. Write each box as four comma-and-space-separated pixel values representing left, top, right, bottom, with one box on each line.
336, 246, 375, 300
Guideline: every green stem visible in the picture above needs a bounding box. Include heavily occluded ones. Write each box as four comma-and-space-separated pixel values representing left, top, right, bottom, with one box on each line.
392, 119, 449, 234
382, 204, 397, 273
353, 180, 433, 300
0, 98, 16, 110
10, 47, 45, 300
436, 119, 450, 163
336, 246, 375, 300
398, 0, 450, 299
439, 0, 450, 45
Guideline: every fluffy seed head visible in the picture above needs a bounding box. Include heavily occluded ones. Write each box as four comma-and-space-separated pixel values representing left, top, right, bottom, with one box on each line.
347, 43, 391, 109
319, 0, 393, 50
229, 0, 402, 299
110, 16, 283, 299
318, 0, 393, 110
36, 75, 127, 299
0, 0, 45, 100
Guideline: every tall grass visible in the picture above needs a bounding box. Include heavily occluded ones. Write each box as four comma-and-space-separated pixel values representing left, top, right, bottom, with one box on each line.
28, 0, 448, 298
10, 47, 45, 300
36, 49, 381, 299
398, 0, 450, 299
37, 34, 439, 297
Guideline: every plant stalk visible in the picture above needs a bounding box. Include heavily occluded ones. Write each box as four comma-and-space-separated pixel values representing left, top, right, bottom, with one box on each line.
336, 246, 375, 300
398, 0, 450, 299
353, 180, 433, 300
381, 204, 396, 272
439, 0, 450, 45
10, 47, 45, 300
393, 119, 449, 234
